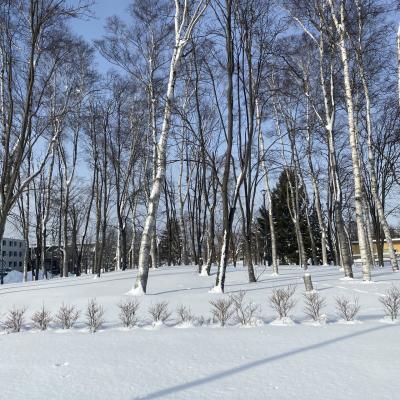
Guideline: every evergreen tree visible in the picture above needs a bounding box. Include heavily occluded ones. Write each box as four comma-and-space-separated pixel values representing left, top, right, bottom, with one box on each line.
257, 170, 321, 265
158, 218, 182, 266
256, 206, 271, 265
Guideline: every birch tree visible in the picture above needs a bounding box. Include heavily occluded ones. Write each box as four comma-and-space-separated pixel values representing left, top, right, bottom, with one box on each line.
352, 0, 399, 271
132, 0, 209, 294
283, 1, 354, 275
257, 100, 278, 274
328, 0, 371, 280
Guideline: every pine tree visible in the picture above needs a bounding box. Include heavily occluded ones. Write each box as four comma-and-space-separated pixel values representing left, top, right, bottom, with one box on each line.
257, 170, 321, 265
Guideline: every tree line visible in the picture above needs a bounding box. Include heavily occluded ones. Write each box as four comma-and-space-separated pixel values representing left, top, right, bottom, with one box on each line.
1, 0, 400, 292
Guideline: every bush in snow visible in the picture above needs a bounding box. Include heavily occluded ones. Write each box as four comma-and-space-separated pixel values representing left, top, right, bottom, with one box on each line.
118, 299, 140, 328
335, 296, 360, 321
176, 304, 194, 324
269, 285, 297, 319
3, 306, 27, 333
148, 301, 171, 323
31, 305, 52, 331
55, 304, 80, 329
194, 315, 211, 326
85, 298, 104, 333
379, 286, 400, 321
303, 291, 326, 321
209, 298, 234, 326
229, 291, 260, 326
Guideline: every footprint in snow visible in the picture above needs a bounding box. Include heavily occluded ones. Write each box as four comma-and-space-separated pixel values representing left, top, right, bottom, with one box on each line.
54, 362, 69, 368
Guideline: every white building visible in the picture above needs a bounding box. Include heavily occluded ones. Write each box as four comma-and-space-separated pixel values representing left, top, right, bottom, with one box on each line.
1, 238, 26, 272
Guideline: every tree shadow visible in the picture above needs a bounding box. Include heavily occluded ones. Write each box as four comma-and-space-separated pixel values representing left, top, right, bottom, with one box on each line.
132, 324, 393, 400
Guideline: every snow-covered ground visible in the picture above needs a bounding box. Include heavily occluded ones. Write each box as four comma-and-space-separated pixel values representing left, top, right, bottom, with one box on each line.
1, 264, 399, 400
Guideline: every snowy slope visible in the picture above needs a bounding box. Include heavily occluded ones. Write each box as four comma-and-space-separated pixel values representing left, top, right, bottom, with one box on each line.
0, 264, 399, 400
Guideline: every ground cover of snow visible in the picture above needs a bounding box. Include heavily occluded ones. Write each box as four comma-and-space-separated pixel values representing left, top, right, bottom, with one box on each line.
2, 269, 48, 284
0, 264, 399, 400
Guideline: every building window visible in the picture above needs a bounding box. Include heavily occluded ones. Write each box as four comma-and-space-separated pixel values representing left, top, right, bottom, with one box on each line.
9, 241, 12, 246
19, 252, 22, 257
9, 251, 12, 257
14, 261, 17, 267
14, 251, 17, 257
19, 261, 22, 267
19, 242, 22, 248
2, 240, 5, 246
14, 241, 17, 247
9, 261, 12, 267
2, 251, 5, 257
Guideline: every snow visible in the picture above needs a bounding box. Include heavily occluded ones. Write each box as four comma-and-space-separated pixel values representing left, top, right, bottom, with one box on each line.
270, 317, 295, 326
127, 284, 145, 296
3, 269, 47, 284
1, 264, 400, 399
208, 285, 223, 294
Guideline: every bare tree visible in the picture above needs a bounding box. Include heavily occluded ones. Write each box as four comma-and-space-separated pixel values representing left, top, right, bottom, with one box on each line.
328, 0, 372, 281
132, 0, 209, 294
0, 0, 90, 249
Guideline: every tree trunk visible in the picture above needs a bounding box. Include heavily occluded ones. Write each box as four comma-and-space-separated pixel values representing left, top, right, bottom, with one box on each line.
257, 105, 278, 274
397, 24, 400, 109
329, 0, 371, 280
132, 1, 207, 293
353, 13, 399, 271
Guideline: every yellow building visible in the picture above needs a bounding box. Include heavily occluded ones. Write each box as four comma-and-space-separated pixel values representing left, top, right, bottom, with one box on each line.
351, 238, 400, 258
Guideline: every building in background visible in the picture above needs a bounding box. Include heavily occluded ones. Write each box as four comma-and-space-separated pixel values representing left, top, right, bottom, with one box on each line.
1, 238, 26, 272
351, 238, 400, 260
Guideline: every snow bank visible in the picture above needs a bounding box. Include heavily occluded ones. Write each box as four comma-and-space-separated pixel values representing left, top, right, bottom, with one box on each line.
3, 270, 47, 284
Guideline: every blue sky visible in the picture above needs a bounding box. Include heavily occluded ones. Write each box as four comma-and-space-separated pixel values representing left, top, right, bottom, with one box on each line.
70, 0, 130, 72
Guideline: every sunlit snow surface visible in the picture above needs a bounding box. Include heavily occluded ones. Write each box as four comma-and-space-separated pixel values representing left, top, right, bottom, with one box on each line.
1, 264, 399, 399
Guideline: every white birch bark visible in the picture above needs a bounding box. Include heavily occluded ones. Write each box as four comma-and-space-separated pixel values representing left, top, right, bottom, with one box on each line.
256, 100, 278, 275
354, 2, 399, 271
291, 10, 353, 276
129, 196, 138, 268
116, 228, 121, 271
329, 0, 371, 281
131, 0, 209, 294
397, 24, 400, 109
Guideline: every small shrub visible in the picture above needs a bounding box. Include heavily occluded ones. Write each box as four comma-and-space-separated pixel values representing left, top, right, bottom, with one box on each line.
230, 291, 259, 325
118, 299, 140, 328
3, 306, 26, 333
55, 304, 80, 329
209, 298, 234, 326
379, 286, 400, 321
194, 315, 211, 326
335, 296, 360, 321
148, 301, 171, 323
176, 304, 194, 324
269, 285, 297, 319
31, 305, 52, 331
303, 291, 326, 321
85, 298, 104, 333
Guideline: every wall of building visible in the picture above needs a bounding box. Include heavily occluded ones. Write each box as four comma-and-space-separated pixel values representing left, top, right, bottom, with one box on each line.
1, 238, 26, 272
351, 239, 400, 258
